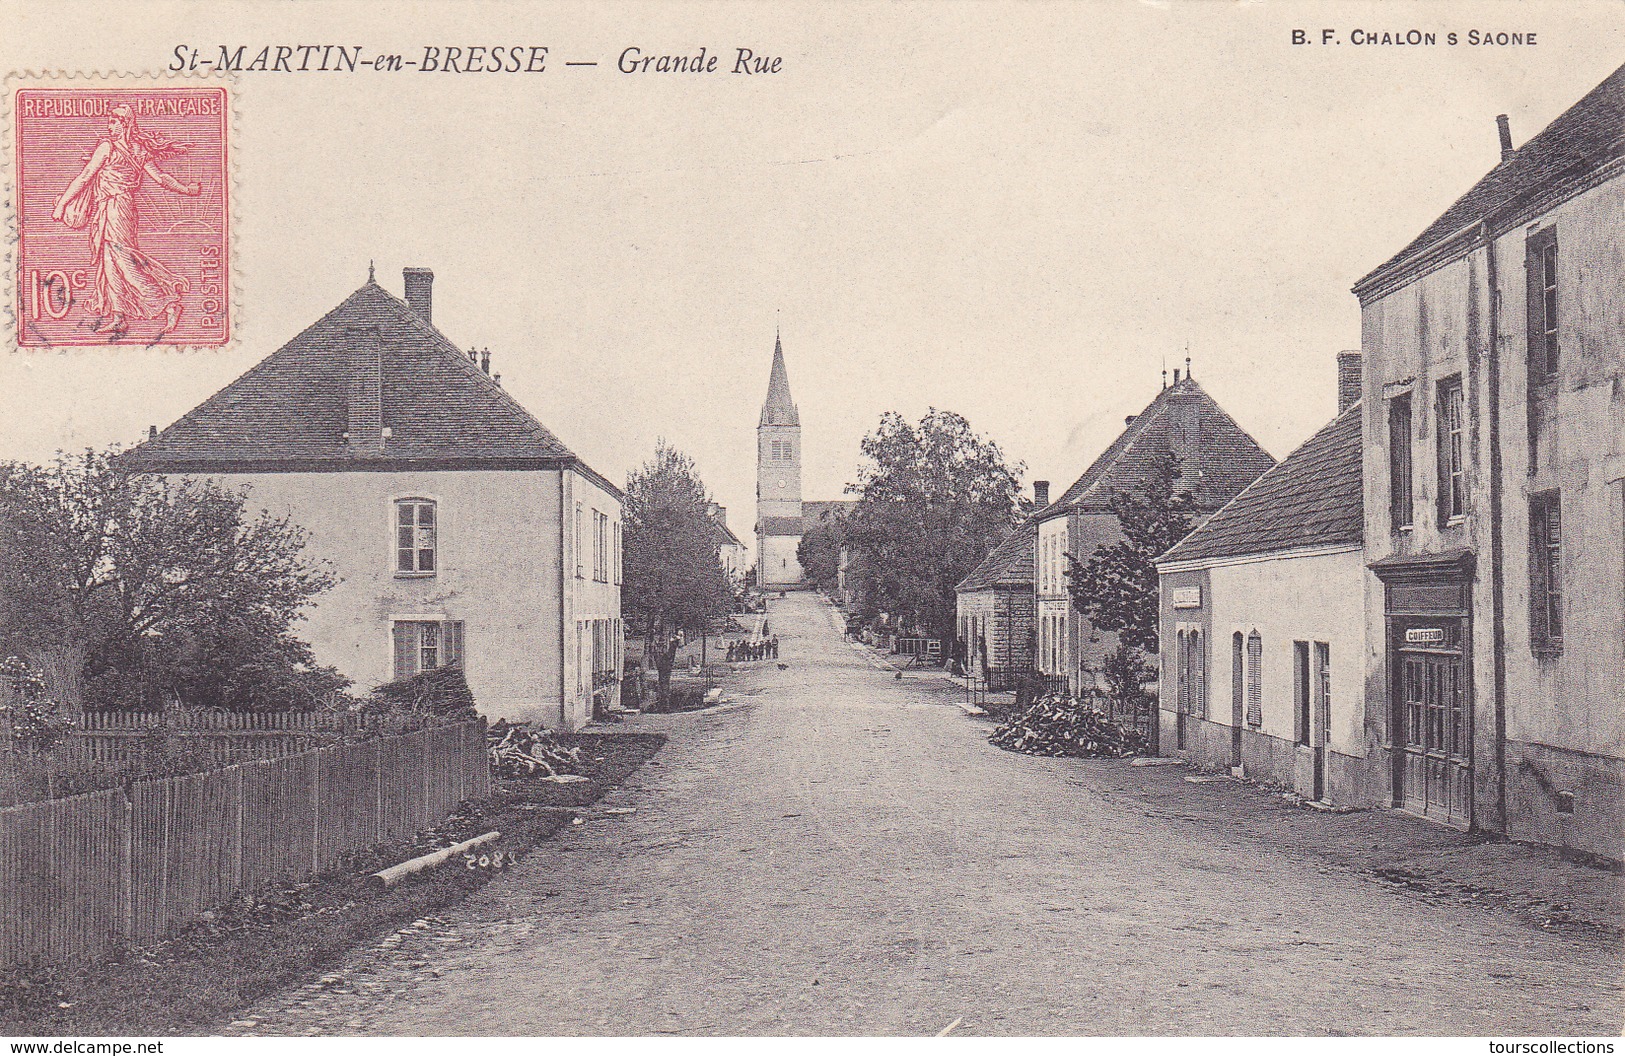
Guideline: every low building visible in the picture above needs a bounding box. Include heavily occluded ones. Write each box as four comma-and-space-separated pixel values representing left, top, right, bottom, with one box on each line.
955, 518, 1037, 687
1033, 372, 1277, 695
126, 267, 623, 730
1156, 356, 1367, 804
1352, 63, 1625, 857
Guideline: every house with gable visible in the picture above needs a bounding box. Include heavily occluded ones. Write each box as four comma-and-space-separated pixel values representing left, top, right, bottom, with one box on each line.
1031, 370, 1277, 697
1353, 64, 1625, 856
1155, 354, 1368, 806
125, 267, 623, 730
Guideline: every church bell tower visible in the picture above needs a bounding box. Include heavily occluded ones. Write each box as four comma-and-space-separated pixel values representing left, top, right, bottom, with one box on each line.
755, 332, 804, 587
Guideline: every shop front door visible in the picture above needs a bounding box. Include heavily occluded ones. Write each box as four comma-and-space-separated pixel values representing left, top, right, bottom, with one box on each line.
1396, 624, 1471, 826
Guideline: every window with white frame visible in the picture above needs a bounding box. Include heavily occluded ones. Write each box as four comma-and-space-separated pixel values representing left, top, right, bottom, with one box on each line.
1436, 376, 1467, 522
391, 619, 463, 680
395, 499, 437, 575
574, 502, 584, 578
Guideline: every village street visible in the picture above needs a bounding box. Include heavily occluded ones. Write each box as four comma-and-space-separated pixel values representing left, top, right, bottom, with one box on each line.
235, 593, 1623, 1036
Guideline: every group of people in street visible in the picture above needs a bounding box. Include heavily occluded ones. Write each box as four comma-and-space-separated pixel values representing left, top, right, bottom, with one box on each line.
728, 637, 780, 663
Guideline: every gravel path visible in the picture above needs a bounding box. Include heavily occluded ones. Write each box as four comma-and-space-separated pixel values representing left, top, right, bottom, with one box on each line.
234, 592, 1624, 1036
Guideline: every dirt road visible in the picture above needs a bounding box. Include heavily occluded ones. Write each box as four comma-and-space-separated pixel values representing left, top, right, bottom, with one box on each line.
237, 592, 1623, 1035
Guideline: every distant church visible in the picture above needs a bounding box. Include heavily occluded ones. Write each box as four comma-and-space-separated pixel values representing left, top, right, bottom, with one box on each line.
755, 333, 851, 589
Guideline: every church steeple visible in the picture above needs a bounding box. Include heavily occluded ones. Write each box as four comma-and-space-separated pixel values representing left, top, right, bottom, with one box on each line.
760, 333, 799, 427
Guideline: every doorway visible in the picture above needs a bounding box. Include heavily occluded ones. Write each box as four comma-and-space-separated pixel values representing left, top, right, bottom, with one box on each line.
1394, 619, 1471, 826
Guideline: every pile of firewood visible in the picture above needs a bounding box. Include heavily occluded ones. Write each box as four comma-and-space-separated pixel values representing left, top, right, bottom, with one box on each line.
989, 694, 1149, 759
488, 722, 586, 780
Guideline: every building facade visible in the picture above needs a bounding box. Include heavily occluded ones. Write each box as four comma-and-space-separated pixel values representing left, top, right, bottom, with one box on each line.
1032, 373, 1277, 695
955, 493, 1040, 686
127, 268, 622, 730
1353, 65, 1625, 858
1156, 362, 1369, 805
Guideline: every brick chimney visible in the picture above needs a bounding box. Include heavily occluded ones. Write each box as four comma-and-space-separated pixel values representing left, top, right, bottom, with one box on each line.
707, 502, 727, 527
1167, 386, 1201, 493
1033, 480, 1050, 509
403, 267, 434, 324
1496, 114, 1514, 163
1337, 351, 1363, 413
345, 326, 384, 455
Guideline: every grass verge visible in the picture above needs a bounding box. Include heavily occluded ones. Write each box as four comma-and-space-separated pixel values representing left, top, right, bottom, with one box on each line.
0, 731, 666, 1035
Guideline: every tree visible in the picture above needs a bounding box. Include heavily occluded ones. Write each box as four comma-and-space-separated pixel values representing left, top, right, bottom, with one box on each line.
843, 409, 1025, 646
0, 448, 344, 710
1066, 452, 1196, 703
621, 441, 731, 708
796, 517, 844, 593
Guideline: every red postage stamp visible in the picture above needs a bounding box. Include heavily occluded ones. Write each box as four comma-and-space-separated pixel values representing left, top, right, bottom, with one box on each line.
13, 86, 229, 347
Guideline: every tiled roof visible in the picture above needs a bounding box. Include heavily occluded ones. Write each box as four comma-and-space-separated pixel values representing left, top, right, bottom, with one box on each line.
956, 520, 1035, 592
1159, 401, 1363, 565
757, 516, 803, 537
1356, 62, 1625, 296
124, 280, 617, 491
710, 518, 744, 549
802, 499, 856, 525
1035, 377, 1276, 521
760, 334, 799, 427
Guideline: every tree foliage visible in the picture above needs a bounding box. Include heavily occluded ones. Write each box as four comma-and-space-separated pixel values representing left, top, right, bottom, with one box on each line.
0, 449, 345, 710
1066, 452, 1197, 657
843, 409, 1025, 643
796, 517, 844, 592
621, 441, 731, 706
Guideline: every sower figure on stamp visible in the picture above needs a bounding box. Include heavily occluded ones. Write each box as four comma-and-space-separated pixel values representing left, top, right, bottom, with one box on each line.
51, 105, 201, 336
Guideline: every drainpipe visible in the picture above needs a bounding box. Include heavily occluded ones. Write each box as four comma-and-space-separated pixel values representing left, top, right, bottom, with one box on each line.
559, 469, 570, 730
1482, 220, 1510, 838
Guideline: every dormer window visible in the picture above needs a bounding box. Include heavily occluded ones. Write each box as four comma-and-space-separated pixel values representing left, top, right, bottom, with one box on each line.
396, 499, 437, 575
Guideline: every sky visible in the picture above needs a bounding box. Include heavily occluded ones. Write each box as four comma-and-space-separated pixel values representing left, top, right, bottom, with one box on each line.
2, 1, 1621, 558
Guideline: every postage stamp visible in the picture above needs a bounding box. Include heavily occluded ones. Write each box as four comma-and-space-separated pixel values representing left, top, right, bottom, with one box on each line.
13, 85, 229, 347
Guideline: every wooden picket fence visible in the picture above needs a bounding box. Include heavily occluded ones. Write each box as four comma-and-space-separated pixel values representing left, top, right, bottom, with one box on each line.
0, 719, 490, 969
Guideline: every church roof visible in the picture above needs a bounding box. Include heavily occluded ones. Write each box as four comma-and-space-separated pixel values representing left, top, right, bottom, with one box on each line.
1034, 376, 1275, 522
124, 276, 621, 497
757, 516, 804, 537
759, 334, 800, 427
803, 499, 856, 525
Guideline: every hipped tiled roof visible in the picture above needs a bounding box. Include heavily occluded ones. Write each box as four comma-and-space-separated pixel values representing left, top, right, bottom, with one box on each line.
1160, 401, 1363, 565
1356, 62, 1625, 296
1036, 377, 1276, 521
125, 279, 618, 493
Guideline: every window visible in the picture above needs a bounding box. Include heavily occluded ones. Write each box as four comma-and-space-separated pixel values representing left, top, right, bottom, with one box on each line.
591, 509, 609, 582
1388, 394, 1413, 530
1530, 491, 1563, 653
574, 502, 584, 578
395, 500, 437, 575
1527, 228, 1559, 380
1436, 376, 1466, 522
1193, 629, 1205, 719
391, 620, 463, 680
1176, 629, 1204, 717
613, 520, 622, 584
1245, 631, 1262, 728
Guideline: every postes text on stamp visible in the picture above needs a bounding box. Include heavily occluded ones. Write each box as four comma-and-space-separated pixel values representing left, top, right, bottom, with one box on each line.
14, 86, 229, 347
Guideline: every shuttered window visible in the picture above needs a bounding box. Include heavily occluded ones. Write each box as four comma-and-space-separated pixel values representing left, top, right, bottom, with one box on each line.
1527, 228, 1559, 380
391, 620, 465, 681
1530, 491, 1563, 654
1245, 631, 1263, 728
1388, 394, 1412, 530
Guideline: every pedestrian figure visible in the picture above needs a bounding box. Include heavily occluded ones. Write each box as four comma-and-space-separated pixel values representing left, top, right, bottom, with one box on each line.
770, 636, 780, 659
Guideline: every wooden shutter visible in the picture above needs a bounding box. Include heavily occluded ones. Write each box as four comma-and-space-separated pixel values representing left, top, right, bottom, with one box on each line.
443, 620, 464, 670
392, 622, 414, 681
